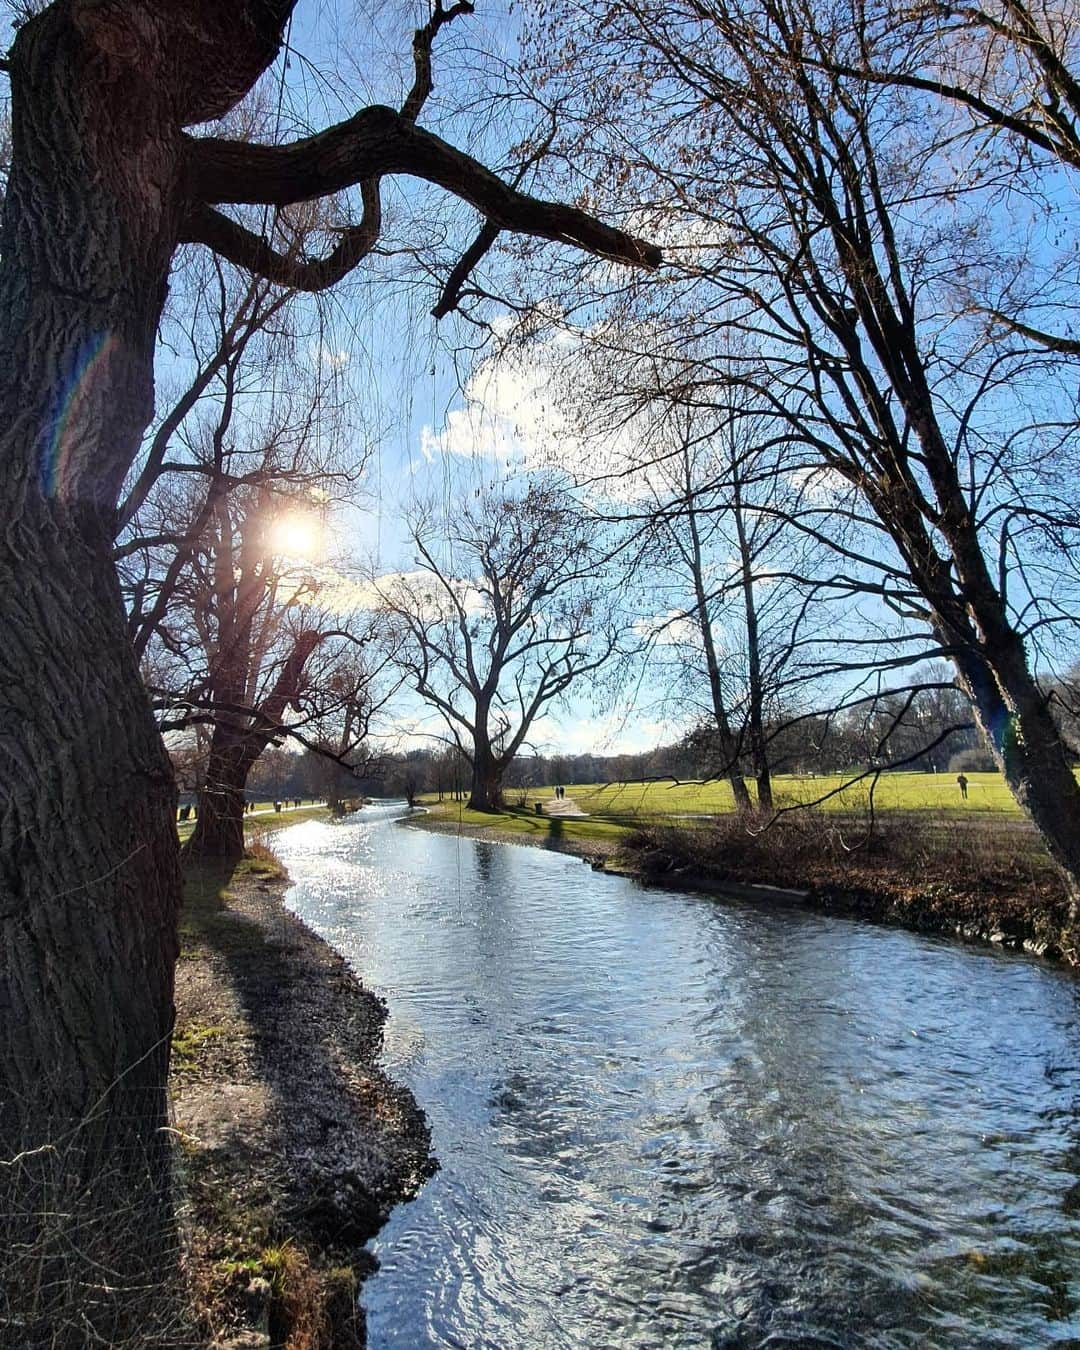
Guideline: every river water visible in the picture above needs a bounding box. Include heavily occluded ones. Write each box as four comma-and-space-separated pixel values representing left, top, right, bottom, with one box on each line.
276, 804, 1080, 1348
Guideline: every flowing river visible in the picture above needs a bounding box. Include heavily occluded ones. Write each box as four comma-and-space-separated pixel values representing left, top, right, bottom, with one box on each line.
275, 803, 1080, 1348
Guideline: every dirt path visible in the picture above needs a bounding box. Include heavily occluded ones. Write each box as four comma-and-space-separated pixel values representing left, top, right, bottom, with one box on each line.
542, 796, 590, 818
173, 859, 432, 1348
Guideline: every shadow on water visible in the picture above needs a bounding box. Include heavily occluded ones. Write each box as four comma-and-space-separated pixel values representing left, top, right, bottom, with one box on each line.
273, 808, 1080, 1350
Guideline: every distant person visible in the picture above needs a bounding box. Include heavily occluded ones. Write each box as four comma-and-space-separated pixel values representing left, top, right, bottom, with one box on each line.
956, 773, 969, 800
274, 800, 282, 813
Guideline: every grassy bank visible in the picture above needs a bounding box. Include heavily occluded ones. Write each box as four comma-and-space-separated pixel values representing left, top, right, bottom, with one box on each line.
173, 821, 431, 1347
407, 798, 631, 854
417, 771, 1039, 835
176, 803, 329, 845
565, 770, 1039, 820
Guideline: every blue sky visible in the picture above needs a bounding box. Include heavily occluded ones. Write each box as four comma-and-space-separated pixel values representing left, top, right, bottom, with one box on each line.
165, 1, 690, 756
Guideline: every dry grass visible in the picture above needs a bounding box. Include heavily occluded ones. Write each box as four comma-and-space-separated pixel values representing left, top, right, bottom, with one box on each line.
626, 808, 1078, 960
243, 827, 288, 879
0, 1129, 199, 1348
630, 809, 1055, 890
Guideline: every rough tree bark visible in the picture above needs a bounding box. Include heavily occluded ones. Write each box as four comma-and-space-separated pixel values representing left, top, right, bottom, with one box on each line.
468, 736, 505, 811
0, 1, 658, 1330
0, 5, 193, 1330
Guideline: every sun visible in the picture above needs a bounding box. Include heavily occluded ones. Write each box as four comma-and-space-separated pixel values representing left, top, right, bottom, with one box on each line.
269, 511, 323, 561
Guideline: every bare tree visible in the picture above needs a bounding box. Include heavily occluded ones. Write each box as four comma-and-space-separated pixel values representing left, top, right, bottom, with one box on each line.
626, 385, 821, 811
149, 479, 354, 860
293, 650, 400, 814
807, 0, 1080, 355
379, 478, 623, 809
0, 2, 658, 1324
519, 0, 1080, 904
118, 236, 371, 861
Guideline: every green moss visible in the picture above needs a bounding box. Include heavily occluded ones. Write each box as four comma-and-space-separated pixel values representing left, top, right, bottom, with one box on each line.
171, 1022, 226, 1072
178, 863, 271, 955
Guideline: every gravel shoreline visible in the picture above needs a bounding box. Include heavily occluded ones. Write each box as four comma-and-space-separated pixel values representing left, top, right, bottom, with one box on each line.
172, 859, 433, 1347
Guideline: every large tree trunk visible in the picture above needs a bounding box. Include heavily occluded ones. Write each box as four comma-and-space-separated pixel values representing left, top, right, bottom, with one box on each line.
468, 741, 505, 811
185, 730, 250, 863
913, 448, 1080, 914
185, 631, 321, 861
951, 624, 1080, 917
731, 476, 773, 811
0, 9, 188, 1335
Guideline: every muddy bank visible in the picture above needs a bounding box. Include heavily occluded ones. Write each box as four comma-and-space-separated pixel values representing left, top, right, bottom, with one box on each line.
172, 856, 433, 1348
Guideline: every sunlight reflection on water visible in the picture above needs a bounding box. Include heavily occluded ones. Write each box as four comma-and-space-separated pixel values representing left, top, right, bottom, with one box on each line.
276, 806, 1080, 1349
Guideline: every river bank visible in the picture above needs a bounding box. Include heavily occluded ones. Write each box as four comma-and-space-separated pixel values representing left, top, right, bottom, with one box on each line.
172, 841, 432, 1348
404, 802, 1080, 967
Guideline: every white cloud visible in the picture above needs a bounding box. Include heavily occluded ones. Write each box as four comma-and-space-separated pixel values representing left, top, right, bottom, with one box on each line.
633, 608, 701, 646
787, 464, 849, 503
310, 341, 350, 371
418, 330, 681, 505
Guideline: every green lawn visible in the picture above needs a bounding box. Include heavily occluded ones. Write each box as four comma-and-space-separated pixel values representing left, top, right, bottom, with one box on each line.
177, 803, 328, 844
530, 771, 1025, 821
417, 773, 1026, 845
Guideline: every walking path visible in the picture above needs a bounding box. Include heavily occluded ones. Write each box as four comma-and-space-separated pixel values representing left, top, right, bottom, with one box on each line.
543, 795, 589, 818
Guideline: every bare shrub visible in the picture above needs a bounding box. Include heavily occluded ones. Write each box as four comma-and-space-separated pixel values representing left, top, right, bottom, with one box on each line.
629, 808, 1062, 897
244, 827, 286, 879
0, 1123, 198, 1347
948, 747, 998, 773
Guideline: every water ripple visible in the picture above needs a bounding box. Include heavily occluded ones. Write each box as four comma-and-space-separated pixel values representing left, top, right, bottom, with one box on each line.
276, 807, 1080, 1348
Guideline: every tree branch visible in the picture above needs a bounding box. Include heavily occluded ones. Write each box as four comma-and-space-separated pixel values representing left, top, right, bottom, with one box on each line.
432, 221, 500, 318
180, 180, 382, 293
985, 310, 1080, 355
402, 0, 476, 124
185, 109, 661, 272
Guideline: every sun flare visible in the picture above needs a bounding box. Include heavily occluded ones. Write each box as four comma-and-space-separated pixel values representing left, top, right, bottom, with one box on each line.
269, 511, 323, 561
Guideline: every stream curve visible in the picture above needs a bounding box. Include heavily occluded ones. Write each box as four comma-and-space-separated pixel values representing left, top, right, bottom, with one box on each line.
276, 804, 1080, 1349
